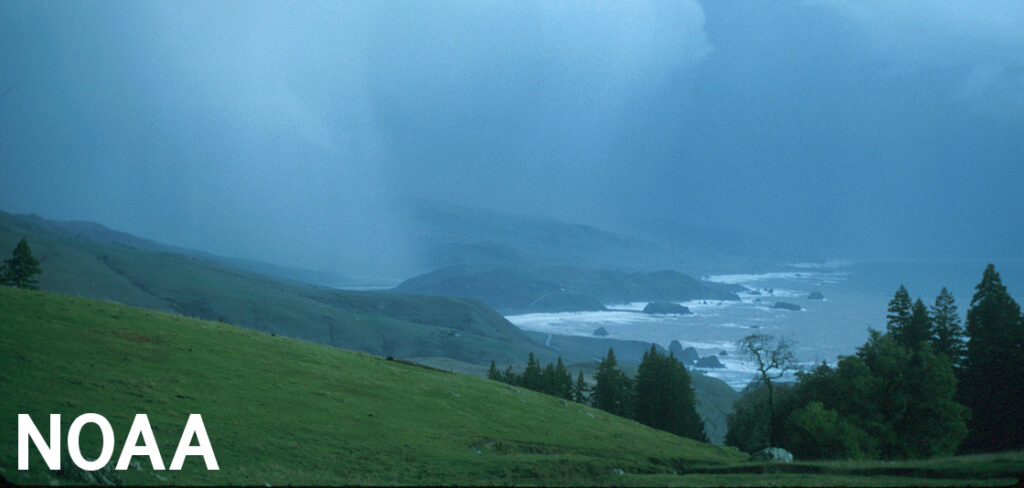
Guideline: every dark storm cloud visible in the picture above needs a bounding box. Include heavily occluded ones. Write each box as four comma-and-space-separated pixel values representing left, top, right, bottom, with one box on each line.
0, 1, 1021, 277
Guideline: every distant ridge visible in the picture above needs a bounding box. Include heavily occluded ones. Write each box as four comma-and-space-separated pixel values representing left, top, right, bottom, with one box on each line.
402, 199, 679, 273
0, 210, 709, 367
395, 264, 744, 314
0, 210, 541, 364
40, 216, 355, 287
400, 199, 792, 276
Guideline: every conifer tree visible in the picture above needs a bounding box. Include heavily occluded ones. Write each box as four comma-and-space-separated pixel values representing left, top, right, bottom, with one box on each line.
2, 238, 41, 289
960, 264, 1024, 452
593, 348, 632, 417
634, 346, 707, 441
930, 287, 965, 369
894, 299, 932, 350
886, 285, 912, 335
573, 370, 589, 404
541, 362, 558, 395
553, 357, 573, 400
487, 361, 501, 381
522, 352, 543, 391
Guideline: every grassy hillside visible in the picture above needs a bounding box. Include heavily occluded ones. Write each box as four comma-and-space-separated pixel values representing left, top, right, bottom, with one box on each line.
0, 287, 745, 485
0, 210, 746, 441
3, 288, 1021, 486
0, 211, 544, 365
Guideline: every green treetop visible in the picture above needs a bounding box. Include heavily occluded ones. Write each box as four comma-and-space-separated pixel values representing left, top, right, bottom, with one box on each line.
886, 285, 912, 335
929, 287, 965, 368
2, 238, 41, 289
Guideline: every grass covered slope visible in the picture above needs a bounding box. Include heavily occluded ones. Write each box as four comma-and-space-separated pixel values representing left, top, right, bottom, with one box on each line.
0, 287, 746, 485
0, 210, 541, 364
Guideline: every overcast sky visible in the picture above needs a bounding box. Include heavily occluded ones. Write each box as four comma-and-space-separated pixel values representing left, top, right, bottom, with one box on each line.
1, 1, 1022, 274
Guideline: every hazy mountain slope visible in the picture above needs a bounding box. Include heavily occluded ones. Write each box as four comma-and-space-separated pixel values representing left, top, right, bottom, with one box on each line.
44, 217, 354, 287
394, 264, 743, 314
0, 210, 541, 364
0, 287, 746, 485
397, 200, 788, 277
402, 200, 679, 273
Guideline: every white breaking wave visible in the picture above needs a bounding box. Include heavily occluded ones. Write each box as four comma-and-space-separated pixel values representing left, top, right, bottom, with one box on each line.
508, 310, 658, 327
705, 271, 847, 286
605, 302, 649, 311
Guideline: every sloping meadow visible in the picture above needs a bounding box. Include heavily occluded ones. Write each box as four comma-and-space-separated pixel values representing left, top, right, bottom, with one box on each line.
0, 287, 743, 485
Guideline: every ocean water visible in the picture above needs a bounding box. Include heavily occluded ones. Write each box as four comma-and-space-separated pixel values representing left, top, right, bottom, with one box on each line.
507, 259, 1024, 390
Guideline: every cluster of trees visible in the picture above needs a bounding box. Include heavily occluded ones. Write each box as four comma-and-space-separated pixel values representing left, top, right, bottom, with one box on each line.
489, 347, 707, 442
488, 353, 587, 403
1, 238, 41, 289
630, 346, 707, 441
726, 264, 1024, 459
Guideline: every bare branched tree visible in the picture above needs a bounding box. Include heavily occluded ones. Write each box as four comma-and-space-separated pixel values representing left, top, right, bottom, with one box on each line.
738, 333, 796, 447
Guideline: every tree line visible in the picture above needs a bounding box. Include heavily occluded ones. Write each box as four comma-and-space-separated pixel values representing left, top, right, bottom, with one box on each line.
488, 353, 587, 403
726, 264, 1024, 459
489, 347, 708, 442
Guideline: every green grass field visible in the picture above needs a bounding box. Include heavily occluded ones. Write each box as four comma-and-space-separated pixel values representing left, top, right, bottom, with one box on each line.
0, 287, 746, 485
2, 287, 1021, 486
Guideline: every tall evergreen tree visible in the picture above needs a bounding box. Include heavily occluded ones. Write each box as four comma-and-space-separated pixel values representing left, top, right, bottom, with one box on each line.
633, 346, 707, 441
930, 287, 965, 369
522, 352, 543, 391
487, 361, 501, 381
541, 362, 557, 394
572, 370, 589, 404
553, 357, 573, 400
593, 348, 632, 417
886, 285, 912, 335
960, 264, 1024, 452
894, 299, 932, 350
2, 238, 41, 289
